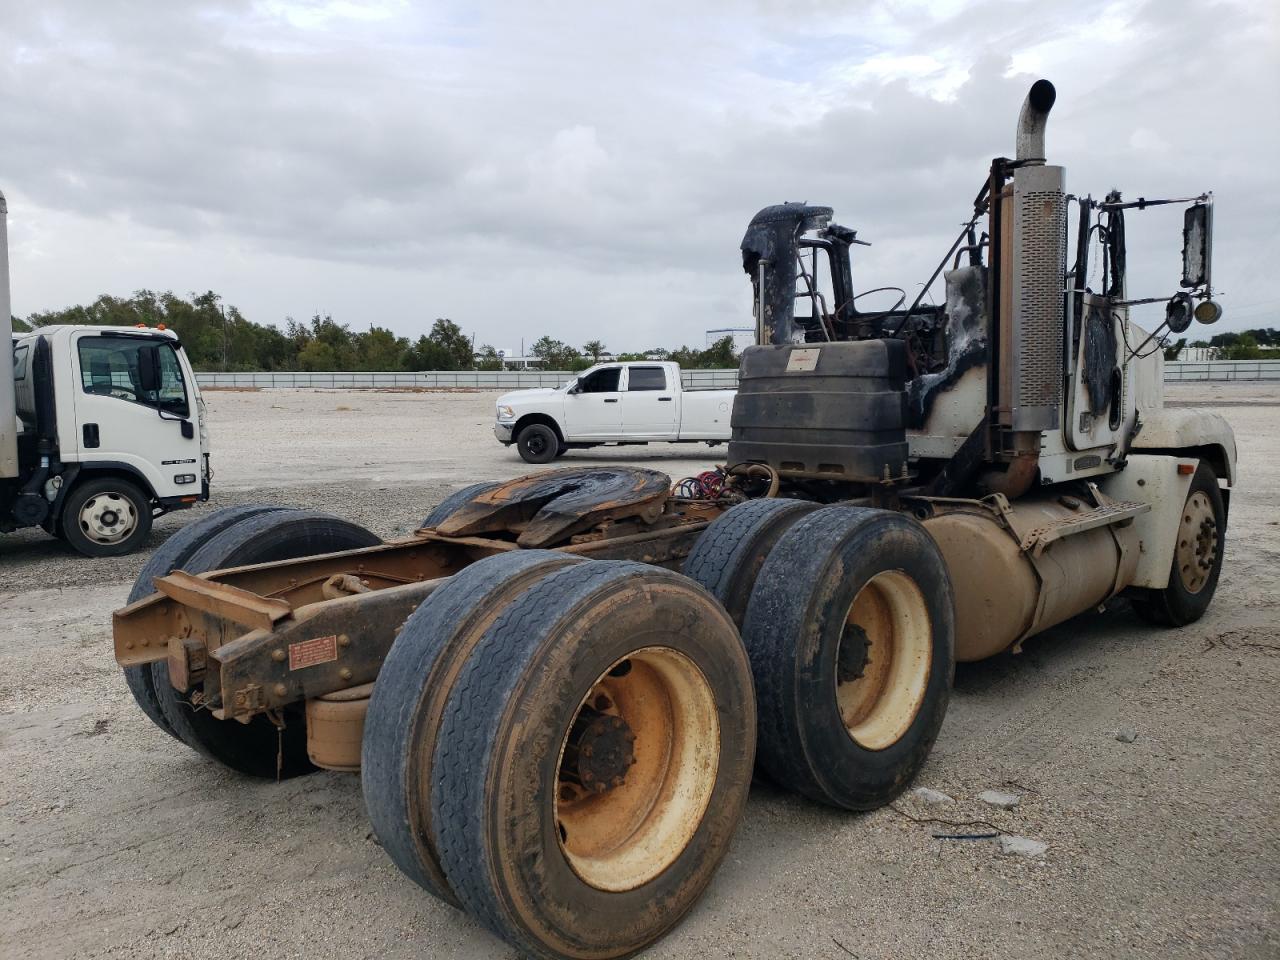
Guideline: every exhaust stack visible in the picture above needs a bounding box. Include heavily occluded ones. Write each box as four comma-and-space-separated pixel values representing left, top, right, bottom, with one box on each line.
1004, 80, 1066, 434
1015, 79, 1057, 163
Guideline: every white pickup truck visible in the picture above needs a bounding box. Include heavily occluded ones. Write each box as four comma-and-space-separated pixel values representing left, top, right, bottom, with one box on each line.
493, 361, 735, 463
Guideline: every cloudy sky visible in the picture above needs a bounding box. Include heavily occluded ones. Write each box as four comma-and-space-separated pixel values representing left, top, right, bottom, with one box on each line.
2, 0, 1277, 352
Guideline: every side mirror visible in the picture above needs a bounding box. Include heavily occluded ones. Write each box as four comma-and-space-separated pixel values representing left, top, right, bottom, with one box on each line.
137, 344, 161, 394
1181, 198, 1212, 291
567, 381, 581, 395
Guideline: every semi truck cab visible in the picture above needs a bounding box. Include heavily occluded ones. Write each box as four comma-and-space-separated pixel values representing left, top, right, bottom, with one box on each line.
2, 191, 211, 556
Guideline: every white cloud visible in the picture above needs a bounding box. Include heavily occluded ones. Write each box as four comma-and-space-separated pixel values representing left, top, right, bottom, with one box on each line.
1, 0, 1275, 349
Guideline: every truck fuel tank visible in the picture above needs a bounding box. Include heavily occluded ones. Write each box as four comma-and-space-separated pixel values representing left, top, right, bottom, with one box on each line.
923, 495, 1139, 661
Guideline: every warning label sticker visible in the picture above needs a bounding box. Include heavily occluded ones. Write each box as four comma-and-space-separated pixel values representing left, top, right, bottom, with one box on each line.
289, 635, 339, 671
785, 348, 820, 372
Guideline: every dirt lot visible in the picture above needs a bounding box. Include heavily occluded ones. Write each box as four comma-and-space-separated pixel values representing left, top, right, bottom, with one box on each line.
1, 384, 1277, 960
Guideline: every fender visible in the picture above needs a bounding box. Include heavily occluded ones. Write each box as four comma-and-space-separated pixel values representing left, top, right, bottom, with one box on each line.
1131, 406, 1236, 486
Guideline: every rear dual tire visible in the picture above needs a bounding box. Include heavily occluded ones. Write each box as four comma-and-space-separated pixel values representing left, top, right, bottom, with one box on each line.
363, 557, 755, 960
743, 506, 954, 810
124, 507, 381, 778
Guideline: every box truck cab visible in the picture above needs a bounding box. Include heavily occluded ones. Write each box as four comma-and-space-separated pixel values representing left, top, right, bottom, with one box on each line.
2, 191, 210, 556
4, 324, 210, 555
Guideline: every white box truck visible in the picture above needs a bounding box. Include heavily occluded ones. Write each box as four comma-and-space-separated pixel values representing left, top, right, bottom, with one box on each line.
1, 188, 210, 556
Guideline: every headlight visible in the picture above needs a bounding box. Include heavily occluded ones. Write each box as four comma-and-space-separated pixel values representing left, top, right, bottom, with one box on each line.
496, 405, 515, 420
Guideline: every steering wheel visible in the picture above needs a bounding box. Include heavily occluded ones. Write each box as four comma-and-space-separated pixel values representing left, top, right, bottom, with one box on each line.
849, 286, 907, 329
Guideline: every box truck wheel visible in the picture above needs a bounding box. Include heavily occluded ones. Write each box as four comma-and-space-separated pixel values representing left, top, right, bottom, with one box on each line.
516, 422, 559, 464
743, 505, 954, 811
362, 550, 584, 906
430, 561, 755, 960
1130, 462, 1226, 627
146, 510, 381, 779
123, 505, 291, 741
683, 497, 820, 627
60, 476, 153, 557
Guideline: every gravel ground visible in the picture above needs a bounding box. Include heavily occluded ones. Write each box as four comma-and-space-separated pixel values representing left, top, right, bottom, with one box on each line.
1, 385, 1277, 960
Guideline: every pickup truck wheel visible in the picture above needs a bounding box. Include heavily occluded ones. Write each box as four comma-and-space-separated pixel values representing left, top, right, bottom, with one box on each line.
1130, 463, 1226, 627
421, 481, 502, 528
60, 477, 153, 557
555, 442, 568, 458
123, 505, 290, 741
362, 550, 584, 906
743, 506, 954, 811
431, 562, 754, 960
148, 511, 381, 779
516, 423, 559, 464
683, 498, 820, 627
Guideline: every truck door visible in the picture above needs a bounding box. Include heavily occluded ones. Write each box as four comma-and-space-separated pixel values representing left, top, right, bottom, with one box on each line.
70, 333, 202, 500
621, 365, 678, 439
562, 365, 623, 438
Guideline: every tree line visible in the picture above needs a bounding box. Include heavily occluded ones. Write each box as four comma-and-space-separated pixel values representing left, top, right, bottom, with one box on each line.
14, 289, 740, 371
1164, 328, 1280, 361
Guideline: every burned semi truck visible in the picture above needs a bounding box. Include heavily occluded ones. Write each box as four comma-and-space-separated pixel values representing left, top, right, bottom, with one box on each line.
112, 80, 1233, 960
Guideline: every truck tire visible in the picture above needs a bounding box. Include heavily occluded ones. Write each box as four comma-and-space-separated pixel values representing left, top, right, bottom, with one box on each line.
362, 550, 584, 906
148, 511, 381, 779
430, 561, 755, 960
516, 423, 559, 464
420, 481, 502, 528
683, 498, 820, 627
59, 476, 153, 557
743, 506, 954, 811
1130, 462, 1226, 627
123, 505, 291, 741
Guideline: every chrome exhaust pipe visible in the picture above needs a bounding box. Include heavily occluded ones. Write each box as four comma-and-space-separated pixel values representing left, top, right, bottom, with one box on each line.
1015, 79, 1056, 164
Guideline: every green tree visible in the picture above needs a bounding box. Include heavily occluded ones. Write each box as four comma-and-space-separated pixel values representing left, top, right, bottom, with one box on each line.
1220, 333, 1262, 360
475, 344, 504, 371
356, 326, 410, 371
582, 339, 607, 362
531, 336, 582, 370
407, 318, 474, 370
1163, 337, 1187, 362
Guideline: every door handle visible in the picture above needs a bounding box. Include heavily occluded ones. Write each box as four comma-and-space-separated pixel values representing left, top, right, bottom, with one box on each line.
657, 397, 673, 401
604, 398, 619, 403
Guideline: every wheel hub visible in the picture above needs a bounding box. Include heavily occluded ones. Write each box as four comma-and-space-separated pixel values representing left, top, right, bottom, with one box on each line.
79, 493, 137, 545
837, 623, 871, 683
1175, 490, 1217, 594
561, 707, 636, 794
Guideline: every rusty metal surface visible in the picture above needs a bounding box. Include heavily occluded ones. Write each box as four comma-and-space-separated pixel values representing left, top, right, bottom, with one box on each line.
152, 569, 293, 631
113, 510, 715, 727
432, 466, 672, 547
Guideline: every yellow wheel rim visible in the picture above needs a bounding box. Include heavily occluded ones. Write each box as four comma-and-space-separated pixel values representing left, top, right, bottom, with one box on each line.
835, 571, 932, 751
554, 647, 719, 892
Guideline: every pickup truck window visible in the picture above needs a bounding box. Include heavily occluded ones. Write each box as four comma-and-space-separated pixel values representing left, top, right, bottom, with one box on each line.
578, 367, 621, 393
78, 336, 190, 418
626, 366, 667, 391
12, 343, 29, 381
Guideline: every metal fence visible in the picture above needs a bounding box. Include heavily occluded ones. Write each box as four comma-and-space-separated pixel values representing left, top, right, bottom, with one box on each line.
194, 362, 1279, 390
195, 369, 743, 389
1162, 360, 1280, 382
